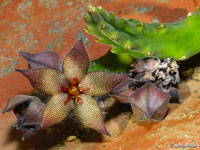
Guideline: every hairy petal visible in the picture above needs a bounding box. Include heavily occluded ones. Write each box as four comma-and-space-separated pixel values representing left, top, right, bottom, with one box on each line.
41, 93, 74, 128
79, 72, 128, 96
63, 40, 89, 83
73, 94, 109, 135
16, 69, 67, 95
20, 51, 62, 71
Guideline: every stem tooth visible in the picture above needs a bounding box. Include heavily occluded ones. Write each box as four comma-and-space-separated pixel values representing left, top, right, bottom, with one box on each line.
121, 18, 127, 24
84, 28, 89, 33
159, 24, 166, 28
146, 52, 151, 55
88, 5, 96, 12
84, 14, 91, 22
111, 34, 117, 40
111, 48, 116, 53
181, 55, 186, 60
125, 44, 131, 50
137, 22, 144, 26
109, 12, 115, 20
100, 23, 106, 29
97, 6, 102, 10
187, 12, 193, 17
95, 39, 100, 43
197, 7, 200, 12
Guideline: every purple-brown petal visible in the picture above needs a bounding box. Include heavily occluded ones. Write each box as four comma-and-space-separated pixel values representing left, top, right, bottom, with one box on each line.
79, 72, 128, 96
2, 95, 45, 140
2, 95, 36, 114
129, 82, 169, 121
73, 94, 110, 136
110, 77, 134, 103
21, 127, 42, 141
16, 68, 67, 95
169, 87, 180, 99
63, 40, 89, 83
20, 51, 62, 71
41, 93, 74, 128
22, 99, 45, 126
19, 99, 44, 140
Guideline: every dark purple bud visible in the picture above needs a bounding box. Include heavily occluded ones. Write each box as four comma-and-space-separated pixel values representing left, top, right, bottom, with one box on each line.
22, 99, 45, 126
2, 95, 45, 140
110, 77, 134, 103
130, 58, 158, 73
169, 87, 180, 99
129, 83, 169, 121
20, 51, 62, 71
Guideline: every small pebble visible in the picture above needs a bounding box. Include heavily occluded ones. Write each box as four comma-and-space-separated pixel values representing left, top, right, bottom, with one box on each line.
74, 138, 81, 143
67, 135, 77, 142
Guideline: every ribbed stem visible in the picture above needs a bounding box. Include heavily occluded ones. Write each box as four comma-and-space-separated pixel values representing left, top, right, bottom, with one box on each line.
85, 5, 200, 60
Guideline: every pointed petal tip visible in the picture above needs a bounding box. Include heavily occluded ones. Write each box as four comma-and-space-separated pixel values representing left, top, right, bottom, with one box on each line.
19, 51, 32, 64
21, 126, 43, 141
108, 133, 112, 137
19, 50, 62, 71
2, 109, 6, 114
79, 39, 83, 42
77, 39, 85, 46
77, 38, 83, 43
106, 131, 112, 137
15, 68, 24, 73
74, 39, 85, 51
19, 50, 27, 57
99, 126, 111, 137
21, 134, 31, 141
15, 68, 20, 72
15, 69, 28, 77
2, 106, 10, 113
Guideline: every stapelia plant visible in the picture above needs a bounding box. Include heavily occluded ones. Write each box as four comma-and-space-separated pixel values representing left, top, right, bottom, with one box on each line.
83, 5, 186, 121
84, 5, 200, 60
2, 40, 128, 140
111, 57, 180, 121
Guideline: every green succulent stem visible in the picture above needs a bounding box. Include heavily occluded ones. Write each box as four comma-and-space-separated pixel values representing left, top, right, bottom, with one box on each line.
85, 5, 200, 60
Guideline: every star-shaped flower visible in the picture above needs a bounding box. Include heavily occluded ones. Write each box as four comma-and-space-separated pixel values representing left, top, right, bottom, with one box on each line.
3, 40, 127, 139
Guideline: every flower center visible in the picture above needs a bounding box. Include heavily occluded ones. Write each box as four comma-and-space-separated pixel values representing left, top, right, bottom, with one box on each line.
69, 86, 78, 95
60, 78, 89, 105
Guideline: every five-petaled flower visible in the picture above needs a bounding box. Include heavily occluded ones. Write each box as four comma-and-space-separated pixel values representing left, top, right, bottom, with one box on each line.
2, 40, 127, 140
